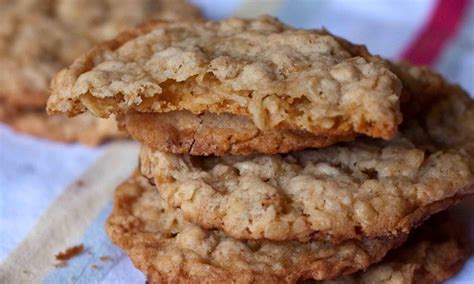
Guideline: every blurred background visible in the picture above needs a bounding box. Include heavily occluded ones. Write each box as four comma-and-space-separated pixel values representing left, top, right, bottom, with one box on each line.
1, 0, 473, 283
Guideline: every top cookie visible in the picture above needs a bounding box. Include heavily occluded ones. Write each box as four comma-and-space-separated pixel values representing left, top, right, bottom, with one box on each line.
48, 16, 402, 140
117, 62, 453, 156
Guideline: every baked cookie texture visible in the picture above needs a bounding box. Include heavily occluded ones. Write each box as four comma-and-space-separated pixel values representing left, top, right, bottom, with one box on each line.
118, 111, 356, 156
48, 16, 403, 141
0, 0, 202, 144
322, 213, 470, 284
140, 92, 474, 242
118, 62, 455, 156
106, 173, 407, 283
0, 12, 90, 110
4, 111, 126, 145
389, 61, 466, 120
107, 173, 470, 283
43, 0, 202, 41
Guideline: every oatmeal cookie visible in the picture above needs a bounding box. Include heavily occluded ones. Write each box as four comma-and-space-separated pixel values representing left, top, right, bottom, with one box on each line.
117, 62, 459, 155
117, 111, 356, 156
48, 16, 402, 140
389, 61, 466, 119
5, 111, 126, 146
0, 0, 202, 144
323, 213, 470, 284
140, 92, 474, 242
106, 173, 406, 283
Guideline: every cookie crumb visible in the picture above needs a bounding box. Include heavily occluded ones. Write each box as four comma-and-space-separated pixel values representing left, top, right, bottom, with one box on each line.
91, 264, 100, 270
75, 180, 85, 187
55, 244, 84, 262
100, 255, 110, 261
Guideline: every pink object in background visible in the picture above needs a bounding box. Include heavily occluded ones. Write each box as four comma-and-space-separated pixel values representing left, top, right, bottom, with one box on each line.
401, 0, 470, 66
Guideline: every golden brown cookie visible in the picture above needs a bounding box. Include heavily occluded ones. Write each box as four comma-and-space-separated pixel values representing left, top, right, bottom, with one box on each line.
0, 12, 90, 110
51, 0, 202, 41
106, 173, 406, 283
48, 16, 403, 141
322, 213, 470, 284
5, 111, 126, 146
140, 91, 474, 242
117, 111, 356, 156
389, 60, 466, 119
0, 0, 202, 145
117, 62, 458, 156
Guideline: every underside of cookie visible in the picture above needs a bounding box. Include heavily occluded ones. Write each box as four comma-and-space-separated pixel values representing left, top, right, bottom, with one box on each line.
106, 172, 406, 283
139, 91, 474, 242
48, 16, 402, 140
118, 111, 356, 155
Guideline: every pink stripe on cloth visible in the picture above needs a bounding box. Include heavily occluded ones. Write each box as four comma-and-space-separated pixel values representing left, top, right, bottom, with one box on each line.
400, 0, 470, 66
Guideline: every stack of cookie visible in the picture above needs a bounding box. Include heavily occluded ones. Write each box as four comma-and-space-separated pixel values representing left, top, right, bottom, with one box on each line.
47, 16, 474, 283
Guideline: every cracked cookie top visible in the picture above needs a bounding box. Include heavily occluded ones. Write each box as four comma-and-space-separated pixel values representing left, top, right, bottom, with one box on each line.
48, 16, 402, 140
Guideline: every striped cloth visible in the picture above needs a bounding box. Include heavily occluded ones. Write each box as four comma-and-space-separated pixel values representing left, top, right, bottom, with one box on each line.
1, 0, 473, 282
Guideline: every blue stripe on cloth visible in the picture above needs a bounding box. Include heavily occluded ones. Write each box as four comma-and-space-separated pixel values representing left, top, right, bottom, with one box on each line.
43, 203, 144, 284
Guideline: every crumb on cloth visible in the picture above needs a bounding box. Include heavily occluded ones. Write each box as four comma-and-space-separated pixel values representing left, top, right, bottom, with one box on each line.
100, 255, 110, 261
54, 244, 85, 267
91, 264, 100, 270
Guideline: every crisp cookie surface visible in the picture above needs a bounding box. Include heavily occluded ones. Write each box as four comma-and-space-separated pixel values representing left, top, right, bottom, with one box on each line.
0, 0, 201, 143
118, 111, 355, 156
106, 173, 405, 283
119, 62, 453, 156
48, 16, 402, 140
140, 92, 474, 242
323, 213, 470, 284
